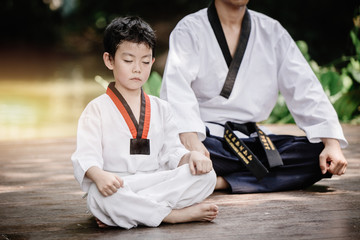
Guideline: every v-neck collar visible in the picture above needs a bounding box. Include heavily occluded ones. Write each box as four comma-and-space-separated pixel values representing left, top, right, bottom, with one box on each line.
207, 1, 251, 68
207, 1, 251, 98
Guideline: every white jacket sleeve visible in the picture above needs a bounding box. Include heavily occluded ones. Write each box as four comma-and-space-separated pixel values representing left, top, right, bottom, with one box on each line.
161, 27, 207, 140
71, 103, 104, 192
157, 102, 189, 170
276, 30, 347, 148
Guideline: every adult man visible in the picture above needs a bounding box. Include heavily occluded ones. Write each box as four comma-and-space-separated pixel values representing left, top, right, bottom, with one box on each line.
160, 0, 348, 193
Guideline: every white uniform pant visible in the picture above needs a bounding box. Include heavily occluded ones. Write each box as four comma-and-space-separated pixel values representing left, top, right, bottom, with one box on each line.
87, 164, 216, 229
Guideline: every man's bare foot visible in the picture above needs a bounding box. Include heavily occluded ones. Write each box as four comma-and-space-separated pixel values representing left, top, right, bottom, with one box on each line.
163, 203, 218, 224
95, 217, 109, 228
215, 176, 230, 190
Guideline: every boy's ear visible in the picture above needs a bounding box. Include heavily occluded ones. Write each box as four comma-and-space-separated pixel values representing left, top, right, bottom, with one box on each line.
103, 52, 114, 70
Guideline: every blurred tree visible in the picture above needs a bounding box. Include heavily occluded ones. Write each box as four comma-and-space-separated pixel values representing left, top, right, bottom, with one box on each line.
247, 0, 359, 65
1, 1, 358, 58
0, 0, 62, 46
1, 0, 359, 76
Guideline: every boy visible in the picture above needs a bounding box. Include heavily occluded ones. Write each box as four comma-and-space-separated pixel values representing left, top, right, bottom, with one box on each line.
71, 16, 218, 229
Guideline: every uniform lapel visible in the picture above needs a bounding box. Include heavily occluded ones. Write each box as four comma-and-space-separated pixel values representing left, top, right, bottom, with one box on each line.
207, 1, 251, 98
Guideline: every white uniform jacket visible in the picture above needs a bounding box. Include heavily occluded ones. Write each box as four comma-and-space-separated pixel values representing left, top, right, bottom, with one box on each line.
71, 94, 189, 192
161, 7, 347, 147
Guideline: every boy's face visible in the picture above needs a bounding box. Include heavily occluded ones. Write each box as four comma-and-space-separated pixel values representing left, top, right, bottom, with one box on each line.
104, 41, 154, 92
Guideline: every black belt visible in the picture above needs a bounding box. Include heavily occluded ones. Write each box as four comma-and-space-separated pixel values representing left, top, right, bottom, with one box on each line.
223, 122, 283, 180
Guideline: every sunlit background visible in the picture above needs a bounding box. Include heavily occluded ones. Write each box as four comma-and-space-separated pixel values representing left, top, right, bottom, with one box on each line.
0, 0, 359, 141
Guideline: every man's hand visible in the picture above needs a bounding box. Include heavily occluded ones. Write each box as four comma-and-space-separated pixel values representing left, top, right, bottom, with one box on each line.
180, 132, 210, 158
86, 167, 124, 197
179, 151, 213, 175
319, 138, 347, 175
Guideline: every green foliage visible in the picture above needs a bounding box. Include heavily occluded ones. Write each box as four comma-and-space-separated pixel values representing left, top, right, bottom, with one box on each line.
143, 72, 162, 97
266, 95, 294, 124
268, 17, 360, 124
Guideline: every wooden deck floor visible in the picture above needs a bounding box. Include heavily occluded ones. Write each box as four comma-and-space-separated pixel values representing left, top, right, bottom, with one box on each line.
0, 124, 359, 240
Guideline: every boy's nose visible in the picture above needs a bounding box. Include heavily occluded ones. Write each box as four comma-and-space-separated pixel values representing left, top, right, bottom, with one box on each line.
133, 64, 141, 73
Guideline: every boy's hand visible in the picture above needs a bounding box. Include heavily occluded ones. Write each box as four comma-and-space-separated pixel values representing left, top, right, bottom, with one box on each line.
86, 167, 124, 197
187, 151, 213, 175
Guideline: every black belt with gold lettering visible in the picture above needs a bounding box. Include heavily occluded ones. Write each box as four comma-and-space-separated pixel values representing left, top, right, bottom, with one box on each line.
223, 122, 283, 180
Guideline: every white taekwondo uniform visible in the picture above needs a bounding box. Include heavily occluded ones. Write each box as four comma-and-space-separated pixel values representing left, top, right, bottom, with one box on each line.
160, 5, 347, 147
71, 87, 216, 229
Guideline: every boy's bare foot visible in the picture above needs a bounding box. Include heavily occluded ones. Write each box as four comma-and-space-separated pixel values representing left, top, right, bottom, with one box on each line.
215, 176, 230, 190
163, 203, 218, 224
95, 217, 109, 228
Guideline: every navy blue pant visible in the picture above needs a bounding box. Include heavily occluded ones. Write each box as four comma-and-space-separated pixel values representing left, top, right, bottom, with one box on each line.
203, 129, 332, 193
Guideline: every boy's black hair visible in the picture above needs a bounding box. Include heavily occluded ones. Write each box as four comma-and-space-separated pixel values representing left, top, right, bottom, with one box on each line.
103, 16, 156, 58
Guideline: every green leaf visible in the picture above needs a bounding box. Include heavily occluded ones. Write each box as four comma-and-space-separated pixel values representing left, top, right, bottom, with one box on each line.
333, 89, 360, 121
347, 58, 360, 83
267, 94, 295, 123
143, 71, 162, 97
94, 75, 109, 89
320, 71, 342, 96
296, 40, 311, 61
278, 113, 295, 124
350, 30, 360, 56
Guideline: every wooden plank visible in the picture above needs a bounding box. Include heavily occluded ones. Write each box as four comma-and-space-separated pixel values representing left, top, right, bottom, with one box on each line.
0, 125, 359, 240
